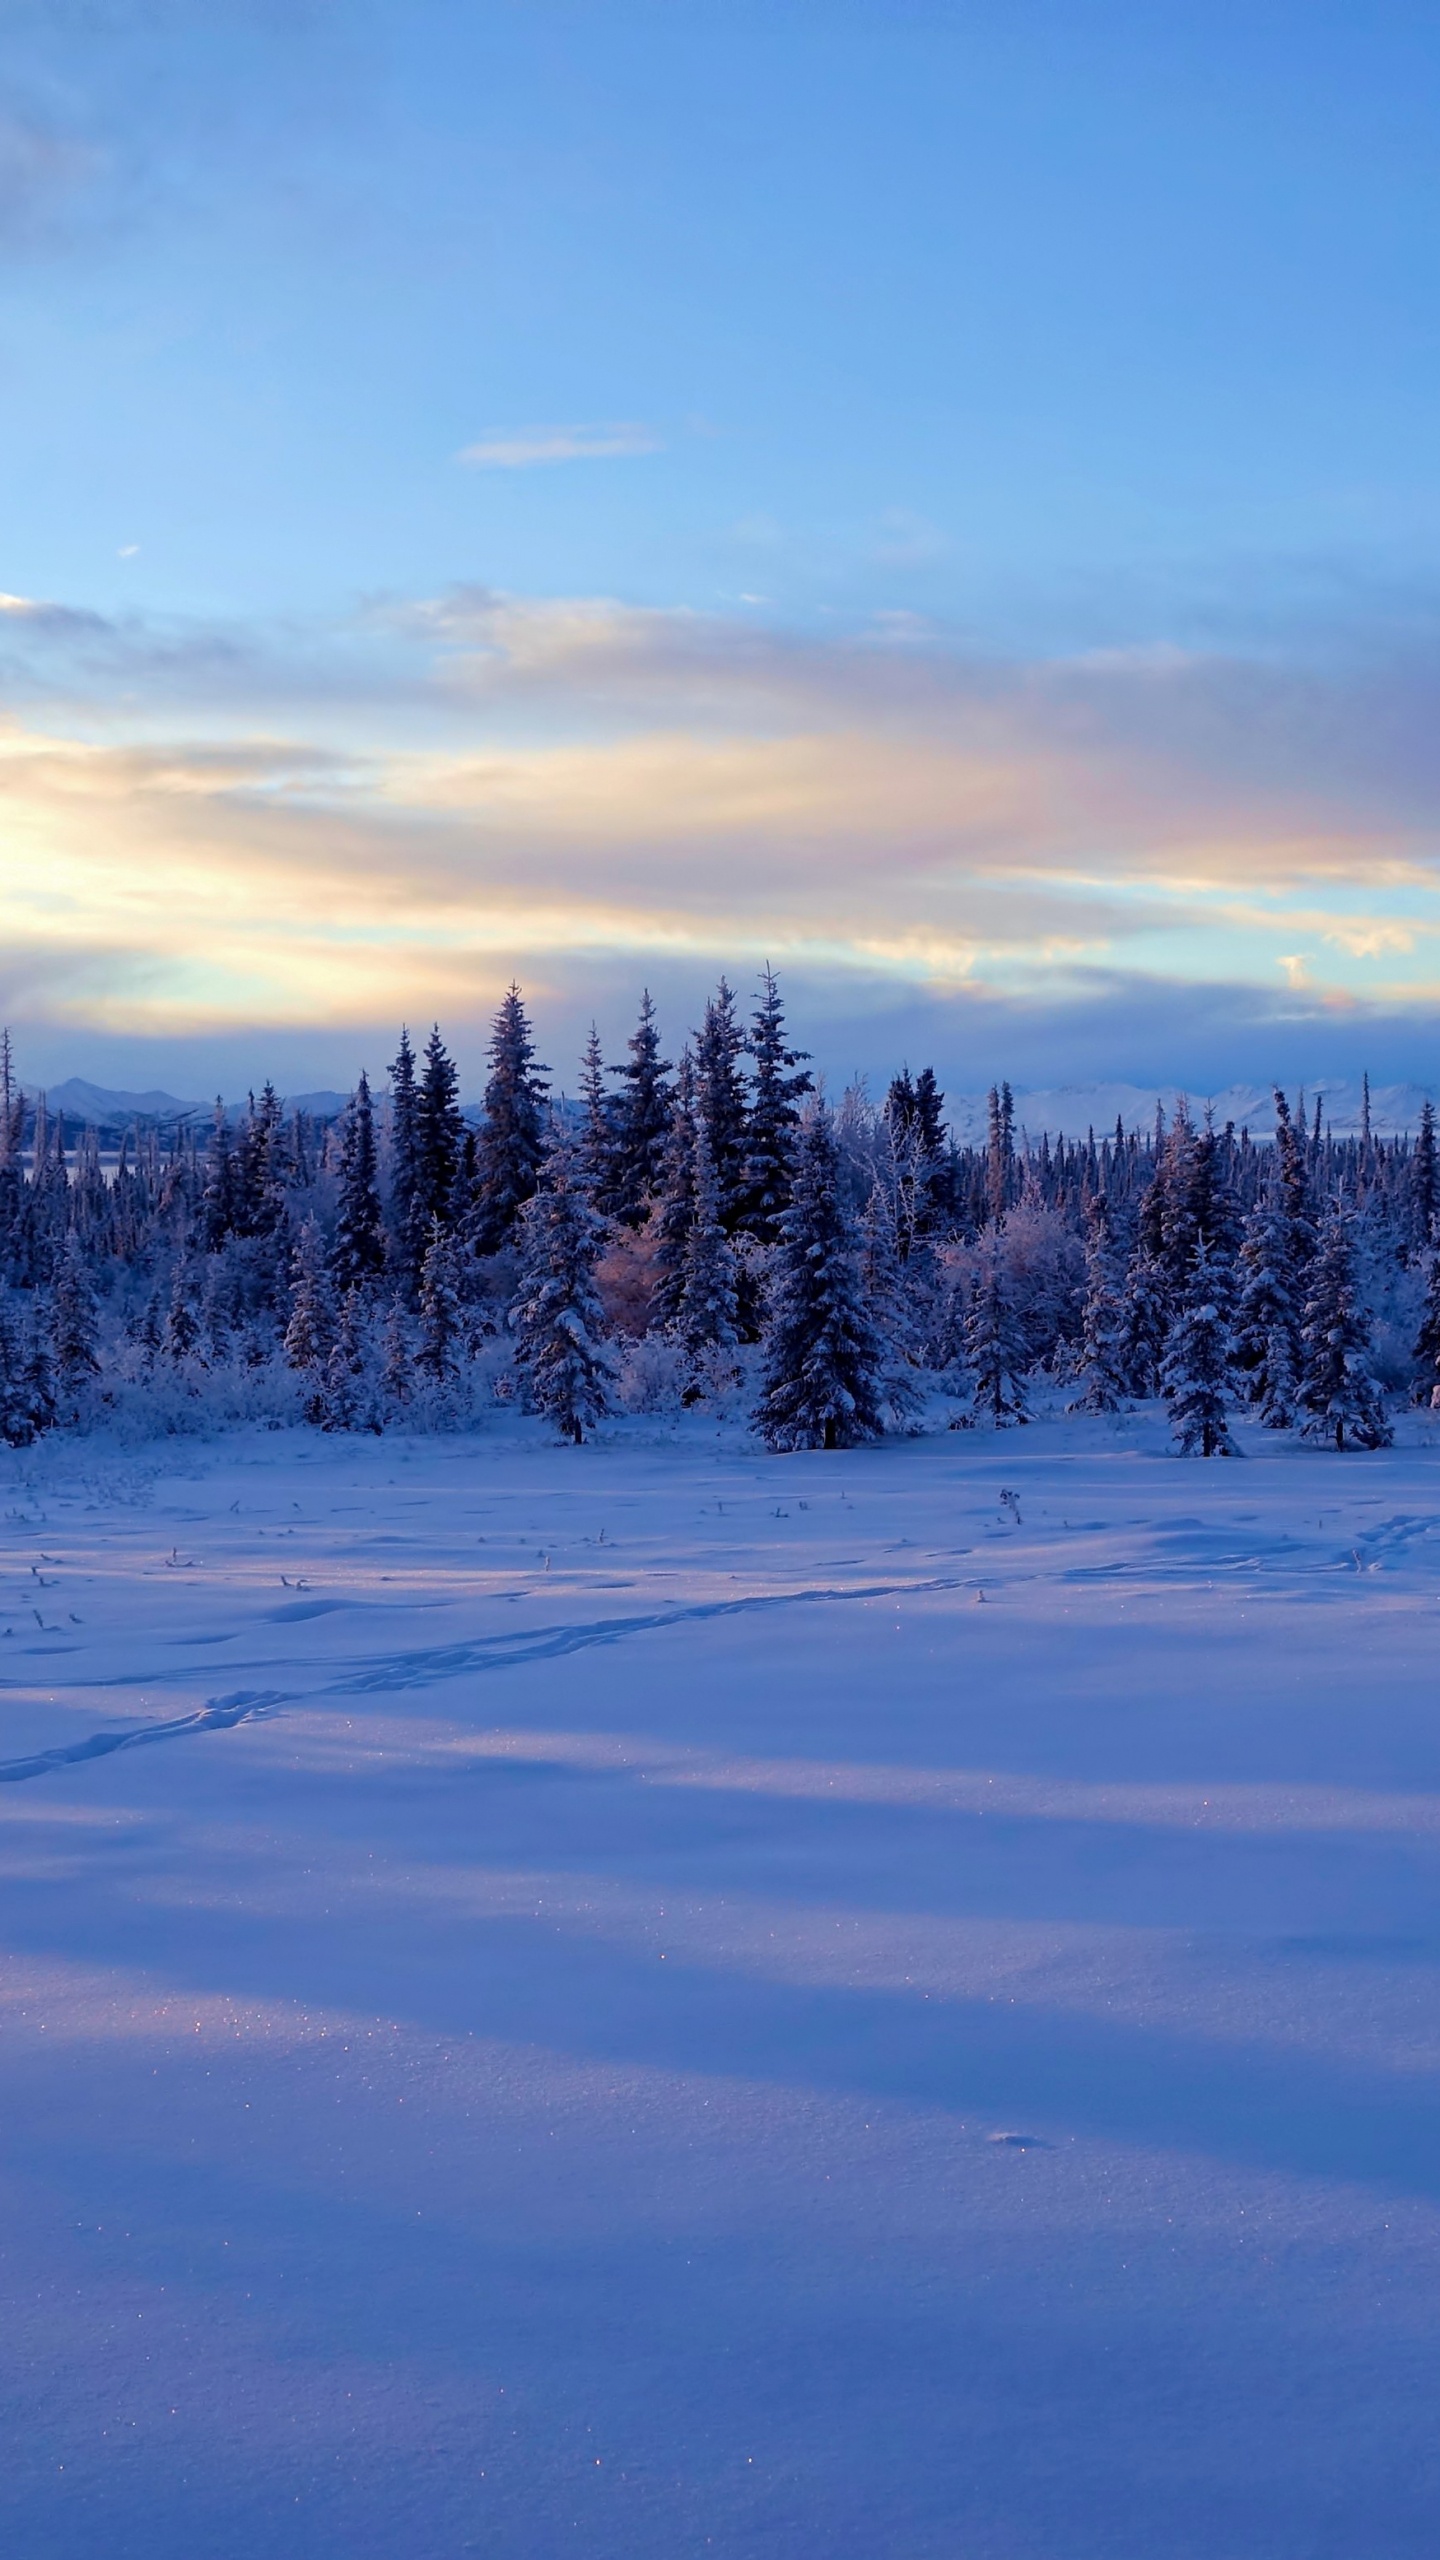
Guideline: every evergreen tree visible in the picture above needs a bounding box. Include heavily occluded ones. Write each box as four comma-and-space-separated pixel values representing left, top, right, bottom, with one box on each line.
648, 1049, 698, 1336
859, 1176, 925, 1419
606, 989, 671, 1227
984, 1080, 1015, 1224
323, 1289, 370, 1431
0, 1291, 45, 1444
162, 1255, 201, 1364
415, 1024, 464, 1235
964, 1237, 1030, 1426
1413, 1248, 1440, 1405
1161, 1238, 1235, 1456
671, 1116, 740, 1397
577, 1024, 615, 1193
235, 1083, 288, 1239
1234, 1199, 1301, 1426
199, 1100, 236, 1252
694, 979, 749, 1233
472, 984, 550, 1254
753, 1107, 885, 1451
1412, 1098, 1437, 1252
284, 1216, 336, 1376
416, 1218, 466, 1391
379, 1297, 414, 1414
511, 1133, 614, 1442
51, 1229, 100, 1405
738, 967, 812, 1244
331, 1071, 386, 1293
1069, 1194, 1128, 1413
386, 1028, 422, 1289
1299, 1215, 1392, 1448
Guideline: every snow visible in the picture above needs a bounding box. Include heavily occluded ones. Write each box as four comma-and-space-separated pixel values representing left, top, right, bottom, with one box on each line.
3, 1408, 1440, 2555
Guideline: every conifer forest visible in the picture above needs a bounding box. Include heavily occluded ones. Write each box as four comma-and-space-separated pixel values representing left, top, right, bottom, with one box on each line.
0, 973, 1431, 1456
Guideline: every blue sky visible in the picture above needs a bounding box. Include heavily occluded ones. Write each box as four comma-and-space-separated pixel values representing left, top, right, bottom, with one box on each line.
3, 0, 1440, 1100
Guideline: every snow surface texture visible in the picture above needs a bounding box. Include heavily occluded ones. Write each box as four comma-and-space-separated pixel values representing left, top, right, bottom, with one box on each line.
2, 1410, 1439, 2558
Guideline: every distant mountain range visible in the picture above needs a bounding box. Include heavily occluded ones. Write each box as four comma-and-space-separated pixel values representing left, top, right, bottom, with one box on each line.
33, 1079, 352, 1133
943, 1080, 1436, 1145
24, 1073, 1438, 1145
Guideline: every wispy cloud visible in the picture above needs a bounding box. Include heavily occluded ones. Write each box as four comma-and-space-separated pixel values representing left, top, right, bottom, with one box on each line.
2, 579, 1440, 1082
456, 422, 663, 470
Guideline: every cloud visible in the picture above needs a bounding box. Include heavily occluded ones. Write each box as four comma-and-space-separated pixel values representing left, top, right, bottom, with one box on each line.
3, 577, 1440, 1088
456, 423, 663, 470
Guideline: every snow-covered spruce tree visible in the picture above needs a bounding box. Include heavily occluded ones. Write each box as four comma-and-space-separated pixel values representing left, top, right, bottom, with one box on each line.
0, 1291, 51, 1445
415, 1024, 464, 1238
648, 1048, 697, 1336
511, 1132, 614, 1442
1234, 1198, 1301, 1427
1117, 1237, 1169, 1397
1161, 1239, 1235, 1456
1069, 1193, 1128, 1413
577, 1024, 615, 1194
416, 1217, 466, 1395
379, 1295, 414, 1415
284, 1216, 336, 1416
753, 1105, 885, 1452
859, 1176, 925, 1422
331, 1071, 386, 1295
323, 1287, 371, 1431
51, 1229, 100, 1412
471, 984, 550, 1255
386, 1028, 423, 1291
671, 1116, 740, 1400
738, 966, 811, 1245
605, 989, 671, 1228
162, 1253, 202, 1365
1299, 1215, 1392, 1449
964, 1235, 1030, 1426
1411, 1098, 1438, 1255
1412, 1248, 1440, 1404
694, 979, 750, 1235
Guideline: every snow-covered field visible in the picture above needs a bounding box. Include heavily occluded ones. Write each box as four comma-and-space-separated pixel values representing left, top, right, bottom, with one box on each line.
3, 1409, 1440, 2557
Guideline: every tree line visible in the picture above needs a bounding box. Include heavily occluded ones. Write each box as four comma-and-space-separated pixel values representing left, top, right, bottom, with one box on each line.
0, 988, 1434, 1453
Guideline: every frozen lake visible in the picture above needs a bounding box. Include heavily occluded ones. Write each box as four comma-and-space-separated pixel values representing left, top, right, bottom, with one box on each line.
2, 1411, 1438, 2556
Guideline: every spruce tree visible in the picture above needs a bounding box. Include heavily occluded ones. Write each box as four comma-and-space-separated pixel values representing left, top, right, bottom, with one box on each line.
1412, 1099, 1437, 1253
738, 967, 811, 1244
1234, 1198, 1301, 1426
416, 1218, 466, 1391
694, 979, 749, 1233
51, 1229, 100, 1407
386, 1028, 422, 1289
323, 1289, 370, 1431
648, 1049, 698, 1336
162, 1254, 201, 1364
1161, 1239, 1235, 1455
472, 984, 550, 1254
1069, 1194, 1127, 1413
199, 1100, 235, 1252
416, 1024, 464, 1236
0, 1292, 42, 1444
672, 1116, 740, 1398
1299, 1215, 1392, 1448
331, 1071, 386, 1293
379, 1297, 414, 1414
964, 1237, 1030, 1426
284, 1216, 336, 1378
511, 1133, 614, 1442
1413, 1248, 1440, 1404
753, 1107, 885, 1452
606, 990, 671, 1228
577, 1024, 615, 1194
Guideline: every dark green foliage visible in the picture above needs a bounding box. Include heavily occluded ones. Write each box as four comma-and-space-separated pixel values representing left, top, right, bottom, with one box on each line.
753, 1108, 885, 1451
472, 985, 550, 1254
